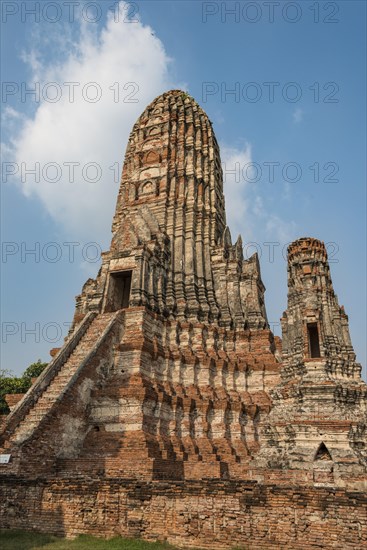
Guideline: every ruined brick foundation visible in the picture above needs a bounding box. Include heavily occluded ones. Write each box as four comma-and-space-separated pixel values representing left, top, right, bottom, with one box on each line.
1, 478, 366, 549
1, 91, 366, 549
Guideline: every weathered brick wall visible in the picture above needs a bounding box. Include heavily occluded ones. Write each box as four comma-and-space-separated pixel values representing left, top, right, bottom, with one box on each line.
1, 477, 366, 549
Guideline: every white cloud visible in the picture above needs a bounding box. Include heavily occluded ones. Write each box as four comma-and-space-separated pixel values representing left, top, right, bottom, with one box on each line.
6, 2, 174, 244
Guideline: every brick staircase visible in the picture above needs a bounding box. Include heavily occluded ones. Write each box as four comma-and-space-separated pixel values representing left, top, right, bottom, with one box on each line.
1, 312, 120, 447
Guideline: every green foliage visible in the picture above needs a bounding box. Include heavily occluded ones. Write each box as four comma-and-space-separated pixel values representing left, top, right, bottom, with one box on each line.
0, 360, 48, 415
0, 377, 29, 414
23, 360, 48, 381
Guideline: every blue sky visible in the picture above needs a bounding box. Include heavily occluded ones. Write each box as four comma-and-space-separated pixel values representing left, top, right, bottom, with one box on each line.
1, 0, 366, 377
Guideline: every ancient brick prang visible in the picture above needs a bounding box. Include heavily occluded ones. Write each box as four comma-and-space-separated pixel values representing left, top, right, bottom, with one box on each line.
282, 237, 360, 372
256, 238, 367, 488
0, 91, 280, 484
72, 90, 268, 329
0, 91, 366, 549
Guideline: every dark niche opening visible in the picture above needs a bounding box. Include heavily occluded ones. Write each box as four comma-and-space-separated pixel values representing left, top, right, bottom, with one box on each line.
105, 270, 132, 312
307, 323, 321, 358
314, 442, 332, 461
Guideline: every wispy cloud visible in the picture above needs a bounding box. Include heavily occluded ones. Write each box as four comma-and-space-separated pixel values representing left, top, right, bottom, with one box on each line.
2, 106, 23, 121
221, 144, 296, 244
221, 143, 253, 238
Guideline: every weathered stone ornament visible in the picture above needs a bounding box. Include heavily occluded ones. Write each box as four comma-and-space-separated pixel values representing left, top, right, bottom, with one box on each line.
0, 91, 366, 548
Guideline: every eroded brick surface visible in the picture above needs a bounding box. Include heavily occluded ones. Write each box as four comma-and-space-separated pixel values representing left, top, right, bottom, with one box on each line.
0, 91, 366, 549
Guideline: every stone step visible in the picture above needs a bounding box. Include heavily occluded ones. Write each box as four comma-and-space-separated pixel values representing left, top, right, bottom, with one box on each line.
37, 395, 60, 403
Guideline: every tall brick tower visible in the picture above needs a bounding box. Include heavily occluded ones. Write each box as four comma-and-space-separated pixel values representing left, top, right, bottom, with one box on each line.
0, 90, 280, 481
257, 238, 366, 488
282, 237, 359, 372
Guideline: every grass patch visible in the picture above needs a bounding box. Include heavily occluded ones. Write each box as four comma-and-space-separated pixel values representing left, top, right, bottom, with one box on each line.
0, 531, 181, 550
0, 529, 60, 550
